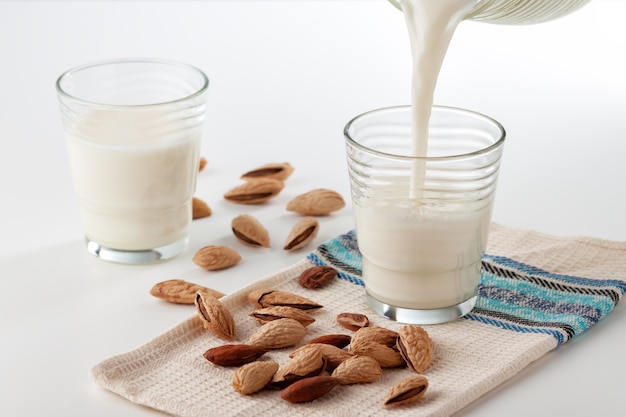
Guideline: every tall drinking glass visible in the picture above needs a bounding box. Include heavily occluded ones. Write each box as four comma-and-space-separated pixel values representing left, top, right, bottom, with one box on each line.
56, 59, 209, 264
344, 105, 505, 324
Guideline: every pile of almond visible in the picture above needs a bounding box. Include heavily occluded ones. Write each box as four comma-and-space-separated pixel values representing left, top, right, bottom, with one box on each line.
192, 161, 346, 270
152, 265, 433, 409
214, 288, 431, 407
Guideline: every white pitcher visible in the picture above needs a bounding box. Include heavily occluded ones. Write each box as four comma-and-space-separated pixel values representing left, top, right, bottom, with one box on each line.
388, 0, 591, 24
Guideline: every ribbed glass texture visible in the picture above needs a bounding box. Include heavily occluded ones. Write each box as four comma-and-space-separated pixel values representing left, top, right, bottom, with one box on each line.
344, 106, 505, 213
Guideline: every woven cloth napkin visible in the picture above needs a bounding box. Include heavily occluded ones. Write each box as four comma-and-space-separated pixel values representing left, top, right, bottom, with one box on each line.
91, 223, 626, 417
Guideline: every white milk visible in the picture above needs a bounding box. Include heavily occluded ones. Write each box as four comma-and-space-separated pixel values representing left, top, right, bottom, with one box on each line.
65, 108, 201, 251
356, 197, 493, 309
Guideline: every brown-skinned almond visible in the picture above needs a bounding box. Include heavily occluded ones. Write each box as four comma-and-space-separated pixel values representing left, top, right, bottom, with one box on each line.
231, 214, 270, 248
198, 156, 207, 172
306, 334, 352, 349
336, 312, 370, 331
149, 279, 224, 304
192, 197, 211, 219
249, 306, 316, 327
224, 178, 284, 204
286, 188, 345, 216
240, 162, 294, 181
194, 290, 236, 340
280, 376, 340, 403
298, 265, 337, 289
193, 245, 241, 271
331, 355, 382, 384
291, 343, 353, 371
232, 361, 279, 395
247, 318, 307, 349
203, 344, 267, 367
349, 340, 405, 368
283, 216, 319, 251
247, 288, 323, 311
397, 325, 434, 374
383, 375, 429, 407
351, 326, 399, 348
271, 344, 326, 388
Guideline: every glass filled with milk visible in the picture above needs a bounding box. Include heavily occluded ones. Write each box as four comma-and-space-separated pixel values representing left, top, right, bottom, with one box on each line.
344, 105, 505, 324
56, 59, 208, 264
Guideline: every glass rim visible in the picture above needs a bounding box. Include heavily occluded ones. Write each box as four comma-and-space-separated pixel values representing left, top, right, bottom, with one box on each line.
343, 105, 506, 162
55, 58, 209, 108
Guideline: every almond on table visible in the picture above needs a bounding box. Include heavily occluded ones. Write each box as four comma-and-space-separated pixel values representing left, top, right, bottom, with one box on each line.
193, 245, 241, 271
298, 265, 337, 289
283, 216, 319, 251
247, 288, 323, 311
247, 318, 307, 349
286, 188, 345, 216
203, 344, 267, 367
194, 290, 236, 341
232, 361, 279, 395
192, 197, 211, 219
149, 279, 224, 304
240, 162, 294, 181
383, 376, 429, 408
231, 214, 270, 248
223, 178, 284, 204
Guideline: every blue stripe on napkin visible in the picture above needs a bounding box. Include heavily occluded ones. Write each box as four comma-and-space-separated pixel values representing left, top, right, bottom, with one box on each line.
308, 230, 626, 345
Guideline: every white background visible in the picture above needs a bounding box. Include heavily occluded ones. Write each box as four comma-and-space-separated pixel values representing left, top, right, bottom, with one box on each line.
0, 1, 624, 416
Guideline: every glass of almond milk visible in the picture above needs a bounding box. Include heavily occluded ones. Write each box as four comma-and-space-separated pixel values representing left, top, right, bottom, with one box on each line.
344, 105, 505, 324
56, 59, 208, 264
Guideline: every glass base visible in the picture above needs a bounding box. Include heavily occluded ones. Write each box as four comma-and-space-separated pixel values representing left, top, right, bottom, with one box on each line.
85, 236, 188, 264
366, 291, 477, 325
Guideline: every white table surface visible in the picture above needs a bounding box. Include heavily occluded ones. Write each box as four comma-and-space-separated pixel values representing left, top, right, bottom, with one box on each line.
1, 1, 625, 416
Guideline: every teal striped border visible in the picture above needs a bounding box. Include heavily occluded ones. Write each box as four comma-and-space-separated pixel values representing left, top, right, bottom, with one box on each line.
308, 230, 626, 345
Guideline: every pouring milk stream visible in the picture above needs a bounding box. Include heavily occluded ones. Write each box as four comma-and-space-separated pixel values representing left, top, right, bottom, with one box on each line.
391, 0, 590, 197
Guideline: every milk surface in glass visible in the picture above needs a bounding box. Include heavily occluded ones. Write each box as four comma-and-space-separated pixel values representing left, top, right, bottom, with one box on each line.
65, 108, 201, 251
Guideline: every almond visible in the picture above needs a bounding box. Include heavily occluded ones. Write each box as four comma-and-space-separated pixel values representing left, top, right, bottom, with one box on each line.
331, 355, 382, 384
280, 376, 340, 403
286, 188, 345, 216
224, 178, 284, 204
194, 290, 236, 340
232, 361, 279, 395
336, 312, 370, 331
291, 343, 353, 371
247, 318, 307, 349
231, 214, 270, 248
298, 265, 337, 289
306, 334, 352, 349
283, 216, 319, 251
149, 279, 224, 304
271, 344, 326, 388
397, 325, 434, 374
351, 326, 399, 348
193, 245, 241, 271
203, 344, 267, 367
240, 162, 294, 181
383, 375, 429, 407
192, 197, 212, 219
198, 156, 207, 172
249, 306, 316, 327
247, 288, 323, 311
349, 340, 405, 368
